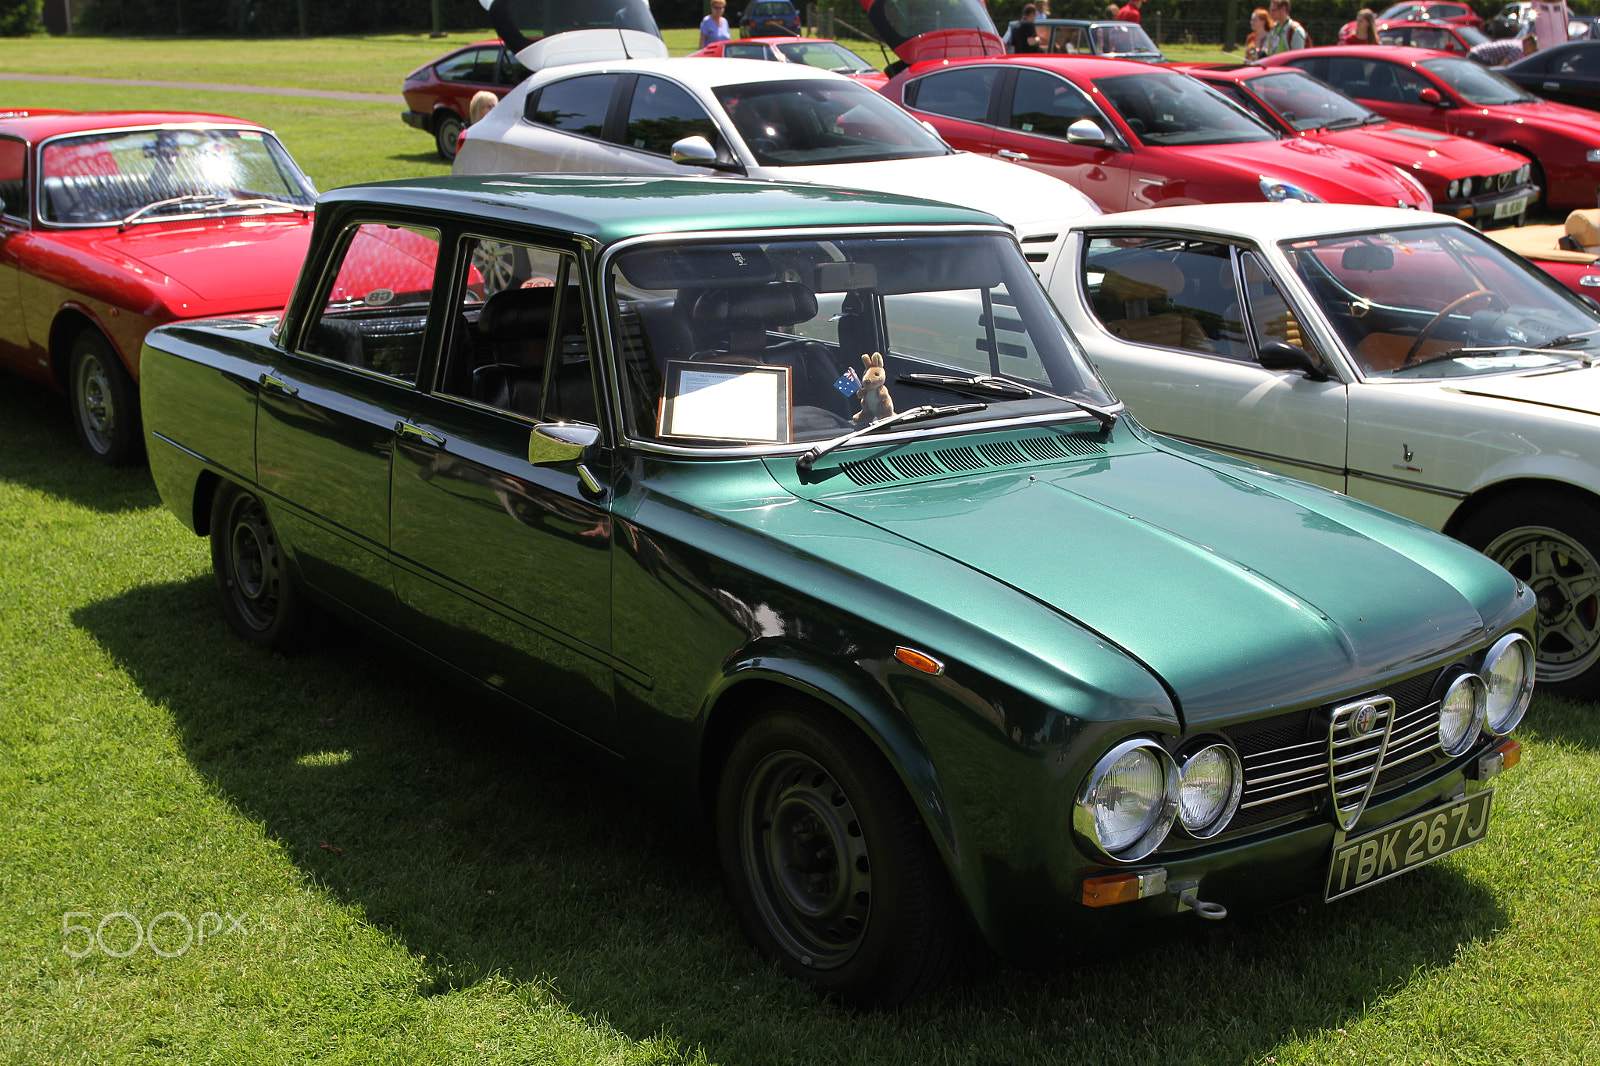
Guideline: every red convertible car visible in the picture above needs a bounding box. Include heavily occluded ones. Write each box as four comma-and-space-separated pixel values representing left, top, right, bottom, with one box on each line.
0, 110, 316, 464
880, 56, 1433, 213
1261, 45, 1600, 210
1189, 64, 1536, 226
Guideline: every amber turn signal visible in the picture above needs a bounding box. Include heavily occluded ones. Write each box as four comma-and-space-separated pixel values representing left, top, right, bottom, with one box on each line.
894, 646, 944, 675
1081, 867, 1167, 907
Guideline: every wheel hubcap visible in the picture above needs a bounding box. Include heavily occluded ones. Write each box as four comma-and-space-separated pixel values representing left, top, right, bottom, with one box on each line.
1488, 526, 1600, 683
75, 354, 115, 454
741, 752, 871, 969
226, 497, 280, 630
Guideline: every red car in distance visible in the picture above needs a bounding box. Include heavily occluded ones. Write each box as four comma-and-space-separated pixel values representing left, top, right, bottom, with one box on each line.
1262, 45, 1600, 210
687, 36, 889, 89
1338, 1, 1485, 41
0, 110, 316, 464
881, 56, 1432, 213
1189, 64, 1535, 226
401, 40, 530, 161
1373, 19, 1490, 54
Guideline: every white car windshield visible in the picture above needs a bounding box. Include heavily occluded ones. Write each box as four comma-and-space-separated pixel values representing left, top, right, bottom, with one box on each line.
714, 79, 949, 166
1282, 224, 1600, 378
39, 127, 315, 226
774, 40, 879, 74
609, 231, 1114, 448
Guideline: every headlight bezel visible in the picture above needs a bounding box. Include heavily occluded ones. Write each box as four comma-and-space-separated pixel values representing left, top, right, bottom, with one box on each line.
1176, 741, 1243, 839
1482, 632, 1535, 735
1073, 737, 1180, 863
1437, 670, 1487, 757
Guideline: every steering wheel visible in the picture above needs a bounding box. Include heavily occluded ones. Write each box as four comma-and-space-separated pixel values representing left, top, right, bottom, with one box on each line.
1404, 289, 1506, 365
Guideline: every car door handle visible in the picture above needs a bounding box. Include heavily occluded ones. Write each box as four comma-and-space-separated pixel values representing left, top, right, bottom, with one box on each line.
997, 149, 1030, 161
258, 373, 298, 397
396, 421, 446, 448
1545, 81, 1560, 89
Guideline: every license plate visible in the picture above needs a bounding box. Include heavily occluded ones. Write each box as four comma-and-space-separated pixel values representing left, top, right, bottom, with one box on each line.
1325, 789, 1493, 901
1494, 195, 1530, 220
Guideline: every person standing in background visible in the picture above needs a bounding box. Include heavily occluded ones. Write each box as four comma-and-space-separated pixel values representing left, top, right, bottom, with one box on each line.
1004, 4, 1044, 53
1116, 0, 1143, 23
1350, 8, 1380, 43
1245, 7, 1275, 59
1263, 0, 1308, 52
700, 0, 730, 48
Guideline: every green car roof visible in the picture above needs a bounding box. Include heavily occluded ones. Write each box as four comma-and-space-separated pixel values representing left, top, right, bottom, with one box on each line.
323, 174, 1004, 245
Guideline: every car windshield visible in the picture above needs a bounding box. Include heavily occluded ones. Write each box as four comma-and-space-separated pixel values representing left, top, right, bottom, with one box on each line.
1247, 69, 1376, 131
1281, 224, 1600, 378
774, 40, 878, 73
715, 79, 947, 165
1421, 56, 1536, 104
609, 231, 1114, 448
1095, 70, 1277, 145
38, 127, 315, 226
1090, 22, 1162, 56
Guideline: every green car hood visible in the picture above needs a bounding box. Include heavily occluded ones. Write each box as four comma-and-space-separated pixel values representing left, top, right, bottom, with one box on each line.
797, 438, 1508, 726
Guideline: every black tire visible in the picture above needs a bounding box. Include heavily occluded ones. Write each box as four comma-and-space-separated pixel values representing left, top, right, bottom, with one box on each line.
1459, 490, 1600, 699
69, 328, 142, 466
716, 697, 966, 1008
435, 111, 465, 162
209, 483, 307, 651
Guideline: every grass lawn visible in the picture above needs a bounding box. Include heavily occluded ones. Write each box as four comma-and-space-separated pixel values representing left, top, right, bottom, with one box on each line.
2, 32, 1598, 1066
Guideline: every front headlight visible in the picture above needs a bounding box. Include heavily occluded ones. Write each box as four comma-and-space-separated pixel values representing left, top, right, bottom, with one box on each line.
1438, 672, 1487, 756
1259, 177, 1324, 203
1587, 148, 1600, 163
1448, 178, 1461, 199
1482, 633, 1535, 735
1462, 176, 1475, 198
1074, 738, 1179, 862
1177, 743, 1243, 838
1518, 163, 1532, 184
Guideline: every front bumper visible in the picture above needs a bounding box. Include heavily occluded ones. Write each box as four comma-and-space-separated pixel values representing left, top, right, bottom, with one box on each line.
1444, 182, 1539, 228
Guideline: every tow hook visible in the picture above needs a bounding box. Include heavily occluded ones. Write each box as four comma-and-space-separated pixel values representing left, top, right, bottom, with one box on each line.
1168, 878, 1227, 920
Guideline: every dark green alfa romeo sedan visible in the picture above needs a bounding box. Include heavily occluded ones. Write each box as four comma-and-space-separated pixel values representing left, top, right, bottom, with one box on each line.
141, 174, 1537, 1006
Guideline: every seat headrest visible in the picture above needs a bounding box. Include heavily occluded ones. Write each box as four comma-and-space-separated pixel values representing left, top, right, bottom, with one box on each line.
478, 285, 556, 338
694, 281, 818, 331
1099, 257, 1184, 302
1566, 208, 1600, 250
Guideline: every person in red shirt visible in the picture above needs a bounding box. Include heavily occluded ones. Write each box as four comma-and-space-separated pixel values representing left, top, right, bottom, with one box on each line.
1116, 0, 1143, 23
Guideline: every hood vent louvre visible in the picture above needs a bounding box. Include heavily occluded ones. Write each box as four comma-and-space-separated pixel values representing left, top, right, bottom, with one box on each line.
839, 431, 1106, 487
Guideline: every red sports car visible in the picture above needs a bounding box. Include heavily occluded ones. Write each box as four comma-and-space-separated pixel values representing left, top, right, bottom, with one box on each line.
1339, 1, 1485, 41
0, 110, 316, 464
880, 56, 1432, 213
1190, 63, 1535, 226
687, 35, 889, 89
1262, 45, 1600, 210
401, 39, 530, 161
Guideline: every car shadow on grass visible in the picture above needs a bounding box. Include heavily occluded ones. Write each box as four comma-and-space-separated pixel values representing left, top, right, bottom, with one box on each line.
0, 371, 160, 513
76, 579, 1513, 1066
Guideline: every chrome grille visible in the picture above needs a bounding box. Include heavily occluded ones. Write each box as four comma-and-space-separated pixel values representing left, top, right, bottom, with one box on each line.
1224, 668, 1446, 833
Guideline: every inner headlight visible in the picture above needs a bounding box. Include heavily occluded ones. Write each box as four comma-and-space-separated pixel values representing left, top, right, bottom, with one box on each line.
1482, 633, 1535, 735
1448, 178, 1461, 199
1462, 176, 1475, 197
1259, 177, 1323, 203
1074, 738, 1179, 862
1177, 743, 1243, 838
1519, 163, 1532, 184
1438, 672, 1486, 756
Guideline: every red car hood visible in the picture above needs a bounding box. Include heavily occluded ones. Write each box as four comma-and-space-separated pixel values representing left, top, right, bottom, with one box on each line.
1181, 137, 1426, 205
1475, 95, 1600, 134
75, 215, 312, 315
1311, 121, 1520, 177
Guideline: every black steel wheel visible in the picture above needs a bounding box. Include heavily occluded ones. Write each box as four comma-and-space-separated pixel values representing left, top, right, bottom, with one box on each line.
1460, 490, 1600, 699
435, 111, 465, 161
209, 483, 306, 650
716, 698, 965, 1007
69, 328, 142, 466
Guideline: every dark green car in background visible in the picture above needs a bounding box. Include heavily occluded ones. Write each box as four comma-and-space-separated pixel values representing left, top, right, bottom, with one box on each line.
141, 174, 1537, 1006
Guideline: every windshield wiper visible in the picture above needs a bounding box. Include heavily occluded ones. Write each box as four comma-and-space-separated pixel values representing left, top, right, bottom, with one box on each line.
796, 403, 986, 474
1400, 344, 1589, 372
1323, 116, 1366, 130
215, 195, 312, 213
118, 193, 232, 227
1538, 328, 1600, 350
897, 372, 1120, 430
